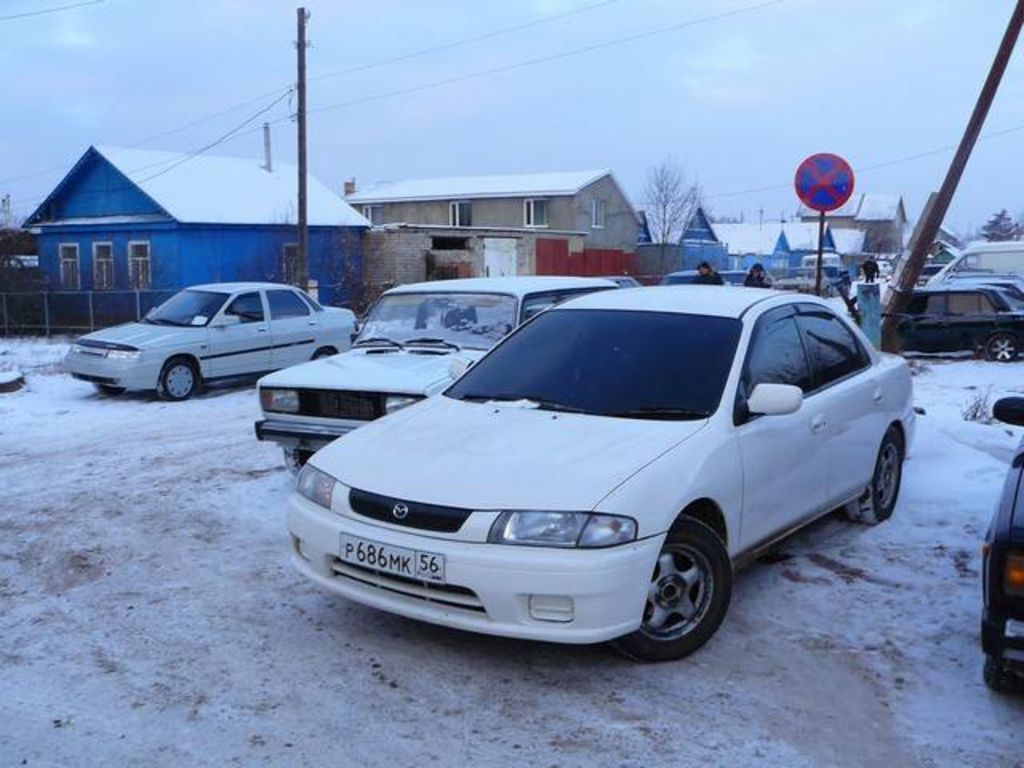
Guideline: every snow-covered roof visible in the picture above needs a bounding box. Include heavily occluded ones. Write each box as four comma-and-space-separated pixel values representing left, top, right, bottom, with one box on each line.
781, 221, 829, 251
708, 222, 781, 256
87, 146, 369, 227
798, 193, 905, 222
827, 227, 867, 255
346, 170, 611, 204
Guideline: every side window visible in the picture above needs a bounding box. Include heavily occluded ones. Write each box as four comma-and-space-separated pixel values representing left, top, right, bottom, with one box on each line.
946, 292, 982, 315
742, 307, 813, 397
978, 292, 997, 314
925, 294, 946, 314
520, 289, 596, 322
225, 292, 265, 323
795, 309, 870, 389
268, 289, 311, 319
904, 295, 927, 314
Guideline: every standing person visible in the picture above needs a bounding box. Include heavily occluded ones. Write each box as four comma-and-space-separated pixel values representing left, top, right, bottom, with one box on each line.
862, 258, 879, 283
743, 262, 773, 288
693, 261, 724, 285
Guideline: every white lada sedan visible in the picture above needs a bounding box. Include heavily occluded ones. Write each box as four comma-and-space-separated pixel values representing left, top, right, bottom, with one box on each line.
63, 282, 355, 400
287, 287, 914, 661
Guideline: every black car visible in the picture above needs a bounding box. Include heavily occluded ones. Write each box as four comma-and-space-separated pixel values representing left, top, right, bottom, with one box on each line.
984, 397, 1024, 693
894, 286, 1024, 361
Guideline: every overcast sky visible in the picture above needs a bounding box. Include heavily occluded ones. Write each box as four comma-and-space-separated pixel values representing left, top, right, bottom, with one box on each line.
3, 0, 1023, 236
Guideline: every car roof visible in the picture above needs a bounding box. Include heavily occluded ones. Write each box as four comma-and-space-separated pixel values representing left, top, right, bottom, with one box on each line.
554, 285, 828, 318
914, 284, 1001, 294
187, 281, 298, 293
384, 276, 617, 298
664, 270, 698, 277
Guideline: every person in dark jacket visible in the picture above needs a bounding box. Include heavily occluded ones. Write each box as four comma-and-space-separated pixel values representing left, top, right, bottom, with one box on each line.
694, 261, 724, 285
862, 258, 879, 283
743, 262, 773, 288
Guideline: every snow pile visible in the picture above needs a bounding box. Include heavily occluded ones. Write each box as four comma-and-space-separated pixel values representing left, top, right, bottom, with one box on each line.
1, 340, 1022, 766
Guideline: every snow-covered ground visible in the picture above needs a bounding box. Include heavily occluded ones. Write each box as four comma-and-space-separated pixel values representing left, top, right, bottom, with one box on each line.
1, 337, 1022, 767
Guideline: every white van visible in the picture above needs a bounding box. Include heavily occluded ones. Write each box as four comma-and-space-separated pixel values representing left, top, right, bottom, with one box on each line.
928, 241, 1024, 286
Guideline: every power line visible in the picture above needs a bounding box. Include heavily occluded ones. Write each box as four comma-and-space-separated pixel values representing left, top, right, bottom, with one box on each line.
308, 0, 622, 86
298, 0, 787, 120
705, 122, 1024, 201
0, 0, 620, 188
0, 0, 103, 22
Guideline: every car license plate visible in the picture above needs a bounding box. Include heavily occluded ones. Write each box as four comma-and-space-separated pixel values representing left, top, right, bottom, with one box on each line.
339, 534, 445, 584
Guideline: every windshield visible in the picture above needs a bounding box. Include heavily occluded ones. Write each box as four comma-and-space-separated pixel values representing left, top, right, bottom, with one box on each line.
145, 289, 229, 327
446, 309, 742, 419
661, 273, 695, 285
356, 292, 517, 350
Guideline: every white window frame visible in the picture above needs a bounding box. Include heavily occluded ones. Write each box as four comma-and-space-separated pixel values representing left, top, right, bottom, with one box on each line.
362, 205, 383, 225
59, 243, 80, 289
92, 241, 114, 289
524, 198, 549, 228
128, 240, 151, 290
591, 198, 606, 229
449, 200, 472, 227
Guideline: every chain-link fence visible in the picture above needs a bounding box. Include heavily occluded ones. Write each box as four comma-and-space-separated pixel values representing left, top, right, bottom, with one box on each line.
0, 284, 361, 336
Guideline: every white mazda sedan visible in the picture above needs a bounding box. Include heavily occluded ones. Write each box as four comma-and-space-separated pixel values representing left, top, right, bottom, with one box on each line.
287, 287, 914, 660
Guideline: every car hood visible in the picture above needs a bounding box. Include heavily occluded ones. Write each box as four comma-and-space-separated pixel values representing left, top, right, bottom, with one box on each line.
314, 394, 708, 511
76, 322, 204, 349
259, 347, 486, 395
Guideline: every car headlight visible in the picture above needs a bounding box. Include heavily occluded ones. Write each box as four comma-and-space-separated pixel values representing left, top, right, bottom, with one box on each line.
297, 464, 336, 510
261, 387, 300, 414
487, 511, 637, 548
1006, 551, 1024, 598
106, 348, 141, 360
384, 394, 422, 414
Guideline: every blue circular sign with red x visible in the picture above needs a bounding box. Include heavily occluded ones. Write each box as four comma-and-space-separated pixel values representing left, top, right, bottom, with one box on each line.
794, 153, 855, 212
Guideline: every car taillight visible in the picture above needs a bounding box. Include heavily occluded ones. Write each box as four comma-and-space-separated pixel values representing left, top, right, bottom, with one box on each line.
1006, 552, 1024, 598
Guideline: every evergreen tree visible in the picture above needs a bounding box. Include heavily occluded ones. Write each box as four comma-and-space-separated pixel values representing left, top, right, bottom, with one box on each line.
981, 209, 1020, 241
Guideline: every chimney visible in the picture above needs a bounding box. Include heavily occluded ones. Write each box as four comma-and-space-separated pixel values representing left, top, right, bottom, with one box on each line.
262, 122, 272, 173
343, 178, 356, 196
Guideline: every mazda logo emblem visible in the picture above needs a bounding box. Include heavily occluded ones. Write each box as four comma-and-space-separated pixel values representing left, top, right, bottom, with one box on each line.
392, 503, 409, 520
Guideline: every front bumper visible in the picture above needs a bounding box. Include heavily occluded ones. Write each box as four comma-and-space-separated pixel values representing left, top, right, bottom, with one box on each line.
62, 350, 160, 391
287, 494, 662, 644
255, 416, 364, 452
983, 609, 1024, 667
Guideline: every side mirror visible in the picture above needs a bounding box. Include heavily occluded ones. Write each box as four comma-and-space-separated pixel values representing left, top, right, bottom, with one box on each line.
214, 314, 241, 327
448, 357, 472, 380
747, 383, 803, 416
994, 397, 1024, 427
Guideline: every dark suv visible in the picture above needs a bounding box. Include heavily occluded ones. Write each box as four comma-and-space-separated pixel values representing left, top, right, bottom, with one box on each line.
984, 397, 1024, 693
894, 286, 1024, 361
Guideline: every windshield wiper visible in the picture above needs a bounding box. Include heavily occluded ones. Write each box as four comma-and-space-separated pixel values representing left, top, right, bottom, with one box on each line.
607, 407, 711, 421
404, 337, 461, 351
354, 337, 403, 349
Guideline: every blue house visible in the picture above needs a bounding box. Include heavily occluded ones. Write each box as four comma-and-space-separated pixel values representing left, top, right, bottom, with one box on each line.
679, 207, 728, 270
24, 145, 369, 310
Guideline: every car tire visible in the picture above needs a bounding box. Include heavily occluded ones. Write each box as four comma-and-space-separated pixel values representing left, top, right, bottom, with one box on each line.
984, 333, 1019, 363
311, 346, 337, 360
845, 426, 904, 525
283, 448, 313, 475
94, 384, 126, 396
984, 655, 1024, 694
158, 357, 200, 401
612, 518, 732, 662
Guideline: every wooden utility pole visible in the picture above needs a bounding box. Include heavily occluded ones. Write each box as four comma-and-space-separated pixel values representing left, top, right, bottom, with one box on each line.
296, 6, 309, 289
881, 0, 1024, 352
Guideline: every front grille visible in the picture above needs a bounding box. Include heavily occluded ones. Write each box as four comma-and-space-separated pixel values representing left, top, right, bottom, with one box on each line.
331, 559, 487, 613
297, 389, 383, 420
349, 487, 474, 533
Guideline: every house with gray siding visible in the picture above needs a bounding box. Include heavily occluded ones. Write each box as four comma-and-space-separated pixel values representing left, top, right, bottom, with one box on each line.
345, 170, 639, 289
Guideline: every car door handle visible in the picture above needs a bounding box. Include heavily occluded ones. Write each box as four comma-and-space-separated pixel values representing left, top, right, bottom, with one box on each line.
308, 320, 317, 326
873, 388, 885, 405
811, 415, 827, 434
257, 326, 268, 333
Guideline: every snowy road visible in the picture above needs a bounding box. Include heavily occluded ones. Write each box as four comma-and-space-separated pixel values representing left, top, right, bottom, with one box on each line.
1, 339, 1022, 767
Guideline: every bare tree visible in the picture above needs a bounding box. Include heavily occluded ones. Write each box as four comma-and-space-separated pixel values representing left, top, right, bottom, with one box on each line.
643, 158, 700, 273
